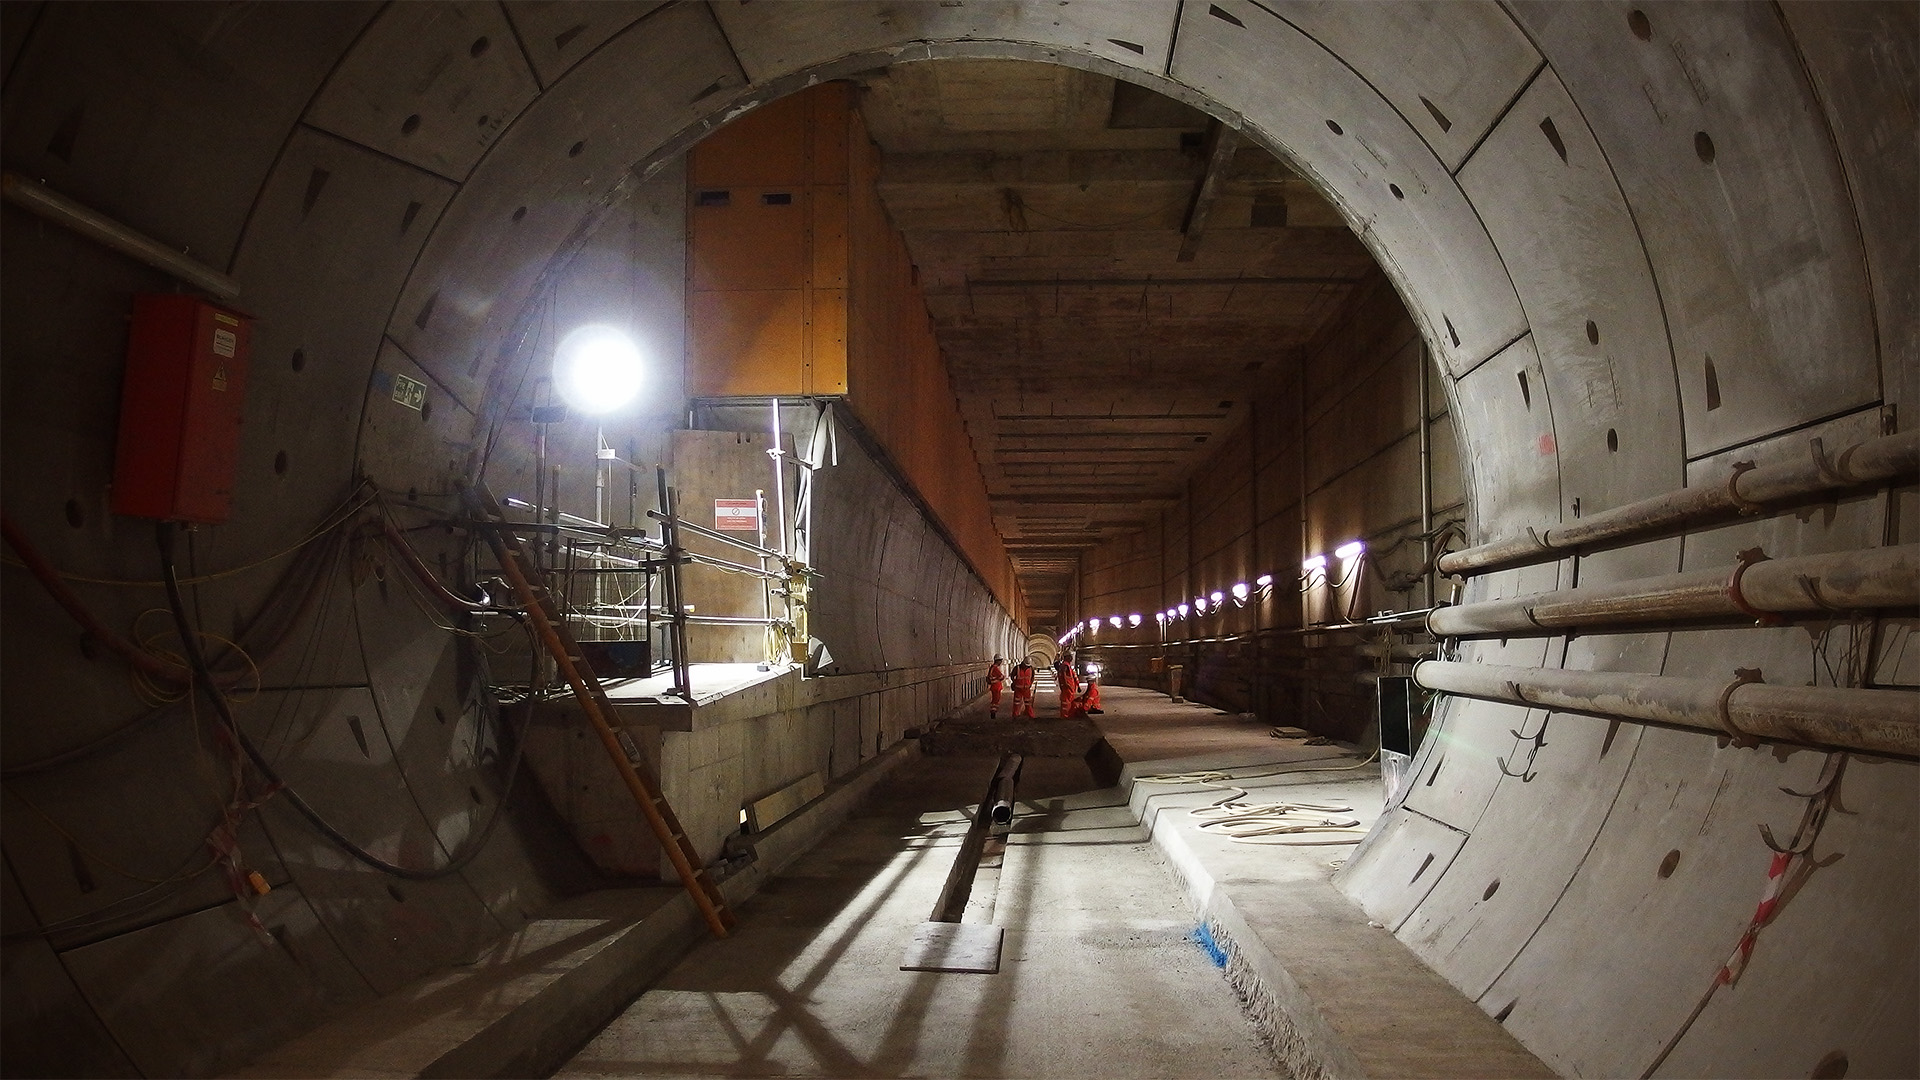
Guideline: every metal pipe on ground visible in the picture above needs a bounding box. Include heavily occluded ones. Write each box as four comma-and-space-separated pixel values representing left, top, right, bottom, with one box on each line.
1414, 660, 1919, 758
1439, 430, 1918, 576
932, 752, 1022, 923
1430, 544, 1918, 637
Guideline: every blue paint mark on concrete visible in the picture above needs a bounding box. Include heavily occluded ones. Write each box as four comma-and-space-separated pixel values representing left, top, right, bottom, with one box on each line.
1191, 923, 1227, 968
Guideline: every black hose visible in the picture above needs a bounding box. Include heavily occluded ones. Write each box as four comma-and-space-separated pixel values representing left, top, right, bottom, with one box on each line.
156, 521, 533, 881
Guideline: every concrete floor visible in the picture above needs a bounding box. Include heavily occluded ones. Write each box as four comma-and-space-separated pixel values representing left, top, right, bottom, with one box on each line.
558, 710, 1285, 1078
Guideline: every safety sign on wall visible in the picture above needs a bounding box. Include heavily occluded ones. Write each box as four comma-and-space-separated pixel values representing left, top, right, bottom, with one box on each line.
714, 499, 758, 531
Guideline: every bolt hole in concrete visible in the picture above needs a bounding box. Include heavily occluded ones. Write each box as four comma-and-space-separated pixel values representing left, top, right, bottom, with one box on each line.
1586, 319, 1600, 344
434, 705, 447, 724
1483, 879, 1500, 901
569, 140, 586, 158
1695, 131, 1716, 164
1629, 8, 1653, 40
1494, 999, 1517, 1023
401, 113, 421, 135
512, 205, 527, 222
290, 348, 305, 372
273, 450, 288, 475
469, 36, 490, 58
1325, 118, 1343, 135
1813, 1050, 1850, 1078
388, 883, 406, 904
64, 498, 82, 527
1607, 428, 1618, 453
421, 397, 433, 422
470, 785, 483, 805
1389, 182, 1404, 199
1658, 849, 1680, 878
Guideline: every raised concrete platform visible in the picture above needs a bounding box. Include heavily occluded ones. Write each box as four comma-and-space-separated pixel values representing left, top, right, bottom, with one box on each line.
1092, 687, 1554, 1080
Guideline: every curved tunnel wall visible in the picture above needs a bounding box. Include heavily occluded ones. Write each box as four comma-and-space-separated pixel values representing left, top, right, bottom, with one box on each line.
1, 1, 1913, 1075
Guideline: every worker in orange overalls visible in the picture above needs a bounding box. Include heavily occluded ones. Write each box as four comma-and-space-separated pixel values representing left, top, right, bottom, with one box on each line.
987, 655, 1006, 718
1053, 656, 1079, 718
1011, 660, 1037, 719
1079, 676, 1102, 715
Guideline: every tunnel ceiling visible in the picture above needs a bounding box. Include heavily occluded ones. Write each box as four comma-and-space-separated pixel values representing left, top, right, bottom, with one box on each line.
851, 60, 1378, 625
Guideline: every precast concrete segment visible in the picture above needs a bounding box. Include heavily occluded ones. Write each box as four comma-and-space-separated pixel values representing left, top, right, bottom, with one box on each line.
1415, 660, 1920, 759
1441, 429, 1920, 575
1429, 543, 1920, 636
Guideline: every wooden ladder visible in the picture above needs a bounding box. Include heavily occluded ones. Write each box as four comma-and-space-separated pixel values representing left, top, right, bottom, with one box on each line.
469, 483, 734, 937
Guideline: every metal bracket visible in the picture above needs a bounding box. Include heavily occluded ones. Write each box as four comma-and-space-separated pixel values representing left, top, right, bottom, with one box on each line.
1726, 547, 1783, 626
1726, 460, 1764, 515
1716, 667, 1764, 747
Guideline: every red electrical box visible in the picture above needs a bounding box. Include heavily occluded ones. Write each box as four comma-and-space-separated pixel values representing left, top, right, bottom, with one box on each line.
111, 294, 253, 524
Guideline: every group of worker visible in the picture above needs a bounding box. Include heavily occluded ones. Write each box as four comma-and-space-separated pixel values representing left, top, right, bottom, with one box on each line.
985, 654, 1101, 720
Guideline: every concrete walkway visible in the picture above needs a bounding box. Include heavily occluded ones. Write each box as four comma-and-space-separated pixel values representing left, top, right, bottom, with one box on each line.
558, 749, 1281, 1079
1087, 687, 1553, 1080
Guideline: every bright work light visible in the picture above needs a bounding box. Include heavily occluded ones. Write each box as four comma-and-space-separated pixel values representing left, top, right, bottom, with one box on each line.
554, 325, 644, 414
1335, 540, 1365, 560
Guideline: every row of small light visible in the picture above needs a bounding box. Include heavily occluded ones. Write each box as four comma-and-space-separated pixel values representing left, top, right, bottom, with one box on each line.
1058, 540, 1366, 644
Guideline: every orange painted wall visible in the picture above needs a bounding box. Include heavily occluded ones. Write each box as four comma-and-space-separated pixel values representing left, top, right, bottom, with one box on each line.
686, 84, 1021, 617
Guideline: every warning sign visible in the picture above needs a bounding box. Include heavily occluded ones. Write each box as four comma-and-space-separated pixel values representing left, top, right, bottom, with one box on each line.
714, 499, 759, 532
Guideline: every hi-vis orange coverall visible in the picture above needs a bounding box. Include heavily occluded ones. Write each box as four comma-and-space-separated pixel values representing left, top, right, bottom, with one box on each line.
1011, 663, 1036, 718
1054, 660, 1079, 717
987, 660, 1005, 717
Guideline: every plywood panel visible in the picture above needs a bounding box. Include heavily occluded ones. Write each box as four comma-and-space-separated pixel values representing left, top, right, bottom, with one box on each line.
687, 289, 805, 397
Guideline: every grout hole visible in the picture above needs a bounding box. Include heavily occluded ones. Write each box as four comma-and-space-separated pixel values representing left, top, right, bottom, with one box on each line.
568, 140, 586, 158
387, 883, 407, 904
64, 498, 84, 528
401, 114, 421, 136
469, 36, 490, 58
1812, 1051, 1849, 1079
1516, 370, 1531, 408
1443, 315, 1459, 348
1586, 319, 1600, 345
1494, 1000, 1517, 1023
290, 348, 306, 372
421, 397, 433, 423
1482, 879, 1500, 901
1325, 119, 1344, 136
273, 450, 288, 475
1540, 117, 1568, 162
477, 114, 490, 128
511, 205, 527, 222
1411, 852, 1435, 883
1704, 355, 1722, 410
1658, 849, 1681, 878
1695, 131, 1716, 164
434, 705, 447, 724
1389, 183, 1404, 200
470, 785, 483, 805
1629, 9, 1652, 39
1606, 428, 1618, 453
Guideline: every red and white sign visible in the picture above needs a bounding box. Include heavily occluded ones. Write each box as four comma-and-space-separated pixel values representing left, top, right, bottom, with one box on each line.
714, 499, 759, 531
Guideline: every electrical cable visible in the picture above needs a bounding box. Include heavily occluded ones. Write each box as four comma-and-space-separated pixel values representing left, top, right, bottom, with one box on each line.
156, 521, 536, 882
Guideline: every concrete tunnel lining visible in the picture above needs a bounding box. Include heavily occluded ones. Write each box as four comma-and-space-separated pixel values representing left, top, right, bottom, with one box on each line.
1, 1, 1914, 1077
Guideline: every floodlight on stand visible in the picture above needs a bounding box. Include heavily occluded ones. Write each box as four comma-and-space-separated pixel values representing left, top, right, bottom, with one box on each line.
554, 324, 644, 414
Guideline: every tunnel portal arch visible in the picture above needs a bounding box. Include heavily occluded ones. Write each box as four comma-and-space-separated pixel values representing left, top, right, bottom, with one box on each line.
1, 4, 1910, 1077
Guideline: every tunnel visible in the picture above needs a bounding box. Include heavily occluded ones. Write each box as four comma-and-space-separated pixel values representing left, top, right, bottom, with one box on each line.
1, 3, 1914, 1077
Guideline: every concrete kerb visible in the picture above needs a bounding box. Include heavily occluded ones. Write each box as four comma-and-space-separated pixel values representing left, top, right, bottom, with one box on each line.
1119, 757, 1369, 1080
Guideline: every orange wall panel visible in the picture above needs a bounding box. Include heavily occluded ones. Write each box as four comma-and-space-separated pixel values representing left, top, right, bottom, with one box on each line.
686, 289, 805, 397
688, 92, 809, 187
